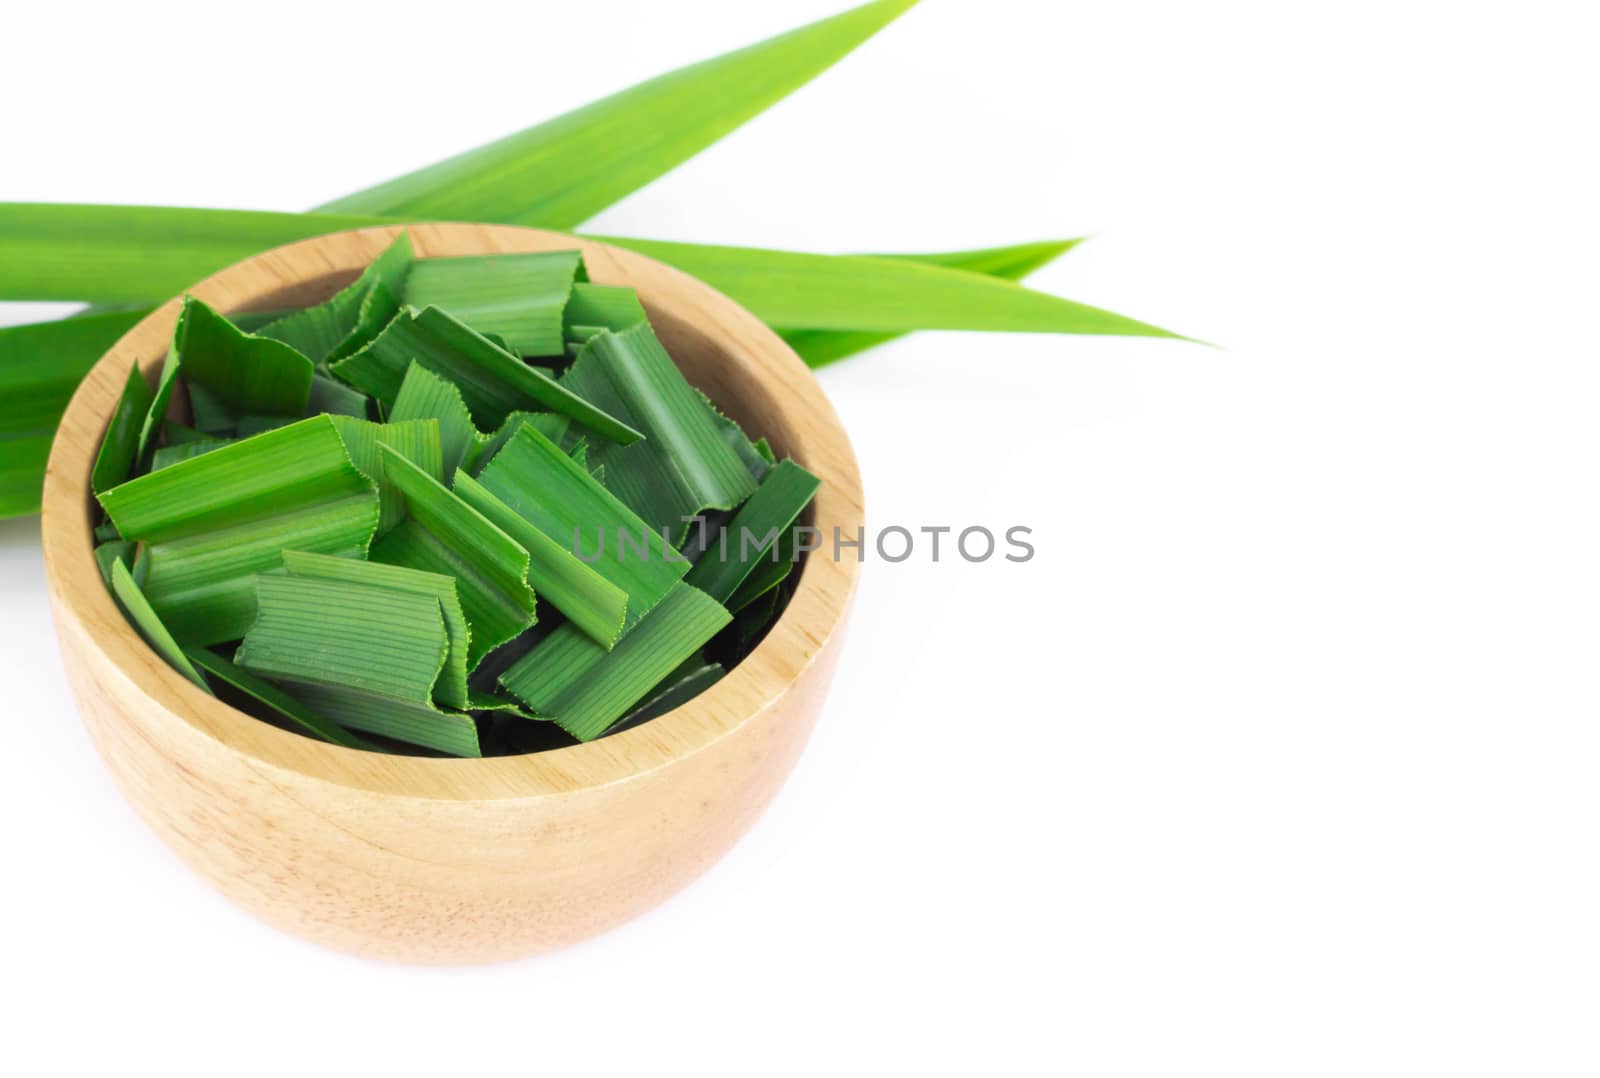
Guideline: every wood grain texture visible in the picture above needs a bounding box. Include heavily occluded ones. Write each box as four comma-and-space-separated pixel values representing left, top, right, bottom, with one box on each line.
40, 224, 863, 964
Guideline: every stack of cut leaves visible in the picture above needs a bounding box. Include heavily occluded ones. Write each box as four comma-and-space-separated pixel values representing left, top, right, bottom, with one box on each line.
0, 0, 1187, 521
93, 234, 820, 758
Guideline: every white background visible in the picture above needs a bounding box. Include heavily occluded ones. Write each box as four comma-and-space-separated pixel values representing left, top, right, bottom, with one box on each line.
3, 1, 1597, 1073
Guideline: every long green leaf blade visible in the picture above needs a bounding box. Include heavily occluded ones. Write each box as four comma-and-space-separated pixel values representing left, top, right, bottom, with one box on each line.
0, 203, 386, 303
595, 236, 1183, 338
0, 311, 144, 516
314, 1, 918, 228
778, 238, 1084, 365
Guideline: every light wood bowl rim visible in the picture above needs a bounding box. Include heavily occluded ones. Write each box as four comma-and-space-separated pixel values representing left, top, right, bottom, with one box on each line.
40, 224, 863, 802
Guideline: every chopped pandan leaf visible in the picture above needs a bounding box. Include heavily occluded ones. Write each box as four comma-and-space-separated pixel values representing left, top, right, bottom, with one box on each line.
280, 550, 470, 709
389, 362, 486, 478
94, 539, 132, 586
93, 519, 121, 543
603, 655, 726, 737
97, 415, 379, 643
307, 373, 371, 419
726, 526, 800, 614
727, 584, 783, 654
401, 250, 583, 357
170, 297, 316, 418
329, 277, 403, 365
471, 410, 567, 475
185, 645, 376, 750
563, 283, 647, 343
161, 421, 211, 445
258, 232, 413, 362
563, 322, 759, 540
331, 304, 641, 444
455, 471, 629, 650
467, 690, 536, 717
235, 572, 480, 757
234, 415, 295, 438
685, 459, 820, 603
328, 416, 443, 534
150, 437, 230, 471
370, 446, 535, 666
698, 389, 771, 482
108, 559, 210, 692
467, 421, 690, 638
500, 582, 730, 741
91, 364, 154, 493
186, 382, 238, 436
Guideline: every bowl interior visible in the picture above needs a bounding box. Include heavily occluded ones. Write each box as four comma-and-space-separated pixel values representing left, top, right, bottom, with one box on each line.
42, 224, 863, 800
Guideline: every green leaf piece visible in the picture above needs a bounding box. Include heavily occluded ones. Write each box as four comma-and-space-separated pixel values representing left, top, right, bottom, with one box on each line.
236, 572, 480, 757
455, 470, 630, 649
257, 232, 413, 362
94, 539, 132, 586
500, 582, 731, 741
727, 526, 800, 614
314, 0, 919, 229
563, 322, 759, 538
684, 459, 820, 603
108, 559, 210, 692
402, 250, 581, 357
280, 550, 470, 710
90, 364, 154, 494
331, 305, 641, 444
97, 416, 380, 643
604, 656, 726, 737
595, 236, 1183, 339
471, 410, 563, 475
328, 416, 444, 534
564, 283, 647, 342
171, 297, 316, 415
307, 373, 372, 419
370, 446, 536, 665
185, 645, 376, 750
389, 362, 485, 478
150, 436, 230, 472
468, 422, 686, 637
161, 421, 211, 445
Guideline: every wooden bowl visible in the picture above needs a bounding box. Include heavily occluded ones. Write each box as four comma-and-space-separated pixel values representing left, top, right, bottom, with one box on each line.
39, 224, 863, 964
